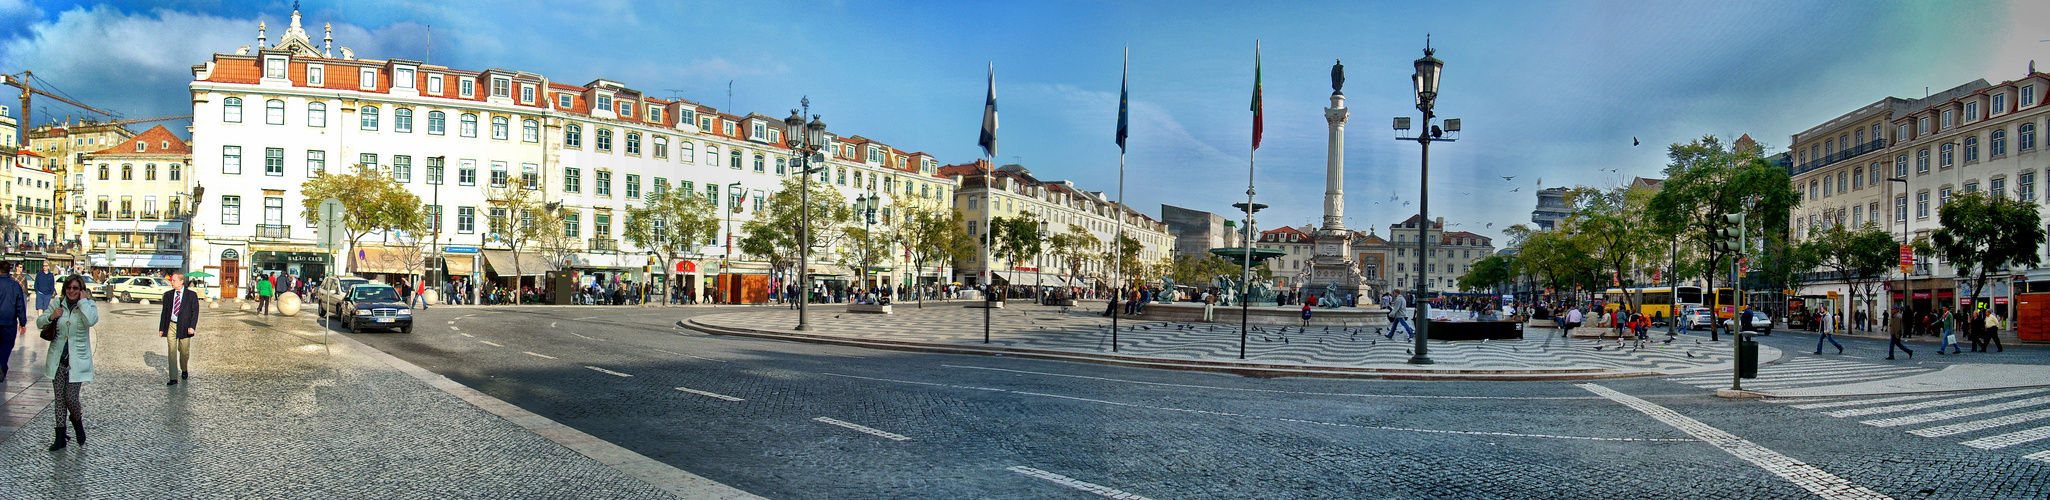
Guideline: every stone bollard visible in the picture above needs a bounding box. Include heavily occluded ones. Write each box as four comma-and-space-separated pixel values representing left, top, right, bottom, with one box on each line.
277, 292, 302, 317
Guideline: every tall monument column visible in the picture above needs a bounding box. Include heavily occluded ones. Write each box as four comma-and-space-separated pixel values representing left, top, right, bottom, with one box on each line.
1304, 60, 1371, 302
1323, 93, 1348, 229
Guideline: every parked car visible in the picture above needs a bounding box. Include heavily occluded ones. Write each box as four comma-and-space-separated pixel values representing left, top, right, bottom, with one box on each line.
1721, 309, 1774, 335
1682, 307, 1717, 331
109, 276, 174, 303
340, 283, 411, 333
95, 276, 134, 300
317, 275, 373, 319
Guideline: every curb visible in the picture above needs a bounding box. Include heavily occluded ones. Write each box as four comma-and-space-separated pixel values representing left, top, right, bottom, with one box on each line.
327, 329, 764, 499
682, 318, 1656, 381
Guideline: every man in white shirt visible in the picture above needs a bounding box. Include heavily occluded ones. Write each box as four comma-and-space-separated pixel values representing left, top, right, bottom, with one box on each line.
1815, 309, 1843, 355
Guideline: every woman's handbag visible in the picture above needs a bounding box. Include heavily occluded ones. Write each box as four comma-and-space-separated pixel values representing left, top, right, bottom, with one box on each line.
39, 319, 57, 342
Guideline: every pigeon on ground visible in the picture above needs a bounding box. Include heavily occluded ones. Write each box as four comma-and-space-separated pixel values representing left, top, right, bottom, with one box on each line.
1686, 351, 1697, 358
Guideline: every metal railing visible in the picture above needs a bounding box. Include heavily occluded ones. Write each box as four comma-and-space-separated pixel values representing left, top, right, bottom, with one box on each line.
589, 237, 618, 252
1794, 139, 1889, 175
256, 224, 291, 239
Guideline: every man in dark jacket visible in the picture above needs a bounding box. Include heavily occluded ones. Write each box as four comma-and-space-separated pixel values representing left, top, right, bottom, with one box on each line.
33, 268, 53, 313
0, 262, 24, 381
159, 274, 202, 385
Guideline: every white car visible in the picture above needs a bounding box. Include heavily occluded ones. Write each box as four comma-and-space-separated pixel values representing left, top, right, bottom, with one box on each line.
1682, 307, 1717, 330
1721, 310, 1774, 335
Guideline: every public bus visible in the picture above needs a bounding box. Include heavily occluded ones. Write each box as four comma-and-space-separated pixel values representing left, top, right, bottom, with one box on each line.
1599, 286, 1704, 319
1711, 287, 1741, 319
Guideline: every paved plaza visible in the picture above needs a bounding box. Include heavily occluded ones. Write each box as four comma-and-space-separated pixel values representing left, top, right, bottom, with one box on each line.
687, 301, 1781, 378
0, 299, 753, 499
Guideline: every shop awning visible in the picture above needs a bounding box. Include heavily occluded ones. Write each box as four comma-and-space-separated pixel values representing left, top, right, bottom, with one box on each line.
482, 251, 551, 277
446, 256, 476, 276
350, 246, 424, 275
90, 253, 184, 269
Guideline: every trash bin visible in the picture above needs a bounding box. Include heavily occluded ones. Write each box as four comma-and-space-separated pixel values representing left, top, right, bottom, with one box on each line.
1737, 338, 1759, 379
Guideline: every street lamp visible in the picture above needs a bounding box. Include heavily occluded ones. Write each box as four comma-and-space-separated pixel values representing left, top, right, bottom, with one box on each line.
1889, 176, 1909, 320
721, 181, 742, 303
785, 99, 827, 331
428, 155, 446, 305
854, 192, 880, 290
1394, 36, 1458, 365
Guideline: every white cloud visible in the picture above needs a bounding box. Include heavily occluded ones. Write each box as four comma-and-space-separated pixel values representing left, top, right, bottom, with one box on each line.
0, 6, 253, 131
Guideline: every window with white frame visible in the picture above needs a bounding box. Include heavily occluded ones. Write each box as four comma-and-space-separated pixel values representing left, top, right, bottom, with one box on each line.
360, 68, 377, 90
1993, 94, 2006, 114
265, 58, 285, 79
492, 77, 510, 97
426, 156, 444, 185
2023, 171, 2038, 202
649, 105, 661, 123
459, 78, 474, 97
264, 147, 283, 176
265, 197, 285, 227
619, 101, 632, 117
1964, 136, 1979, 163
625, 174, 641, 199
1942, 109, 1956, 129
393, 155, 411, 182
428, 74, 444, 94
223, 97, 243, 123
460, 113, 478, 138
1919, 117, 1930, 135
307, 102, 326, 127
521, 163, 538, 189
596, 128, 613, 151
266, 99, 285, 125
522, 119, 539, 143
427, 111, 446, 135
1917, 149, 1930, 173
520, 85, 534, 104
1941, 143, 1956, 167
653, 136, 668, 158
679, 141, 694, 163
558, 93, 573, 108
1992, 177, 2007, 199
1853, 167, 1864, 189
222, 146, 241, 174
489, 161, 507, 188
1896, 194, 1908, 222
564, 167, 581, 193
306, 150, 325, 176
458, 160, 476, 186
458, 206, 475, 233
1992, 129, 2007, 157
360, 105, 379, 130
307, 64, 324, 86
626, 132, 641, 155
220, 195, 241, 225
596, 94, 612, 111
1939, 187, 1952, 209
491, 115, 509, 140
2024, 85, 2038, 107
565, 124, 582, 148
1966, 102, 1980, 122
753, 153, 765, 173
2025, 123, 2039, 151
706, 145, 720, 166
395, 108, 413, 133
394, 67, 414, 88
679, 108, 695, 125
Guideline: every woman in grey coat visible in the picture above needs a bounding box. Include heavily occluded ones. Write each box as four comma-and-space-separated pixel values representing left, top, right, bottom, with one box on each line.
39, 275, 98, 451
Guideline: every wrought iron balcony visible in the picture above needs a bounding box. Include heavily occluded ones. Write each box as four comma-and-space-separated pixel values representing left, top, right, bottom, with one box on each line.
256, 224, 291, 239
589, 237, 618, 252
1793, 139, 1889, 175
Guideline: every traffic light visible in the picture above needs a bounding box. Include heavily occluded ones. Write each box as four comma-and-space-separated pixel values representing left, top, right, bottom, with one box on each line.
1714, 213, 1745, 253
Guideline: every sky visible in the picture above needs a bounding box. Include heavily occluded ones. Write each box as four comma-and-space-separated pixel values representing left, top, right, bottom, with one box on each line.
3, 0, 2046, 245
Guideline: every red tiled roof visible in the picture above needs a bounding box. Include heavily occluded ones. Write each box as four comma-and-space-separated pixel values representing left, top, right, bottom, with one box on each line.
89, 125, 190, 156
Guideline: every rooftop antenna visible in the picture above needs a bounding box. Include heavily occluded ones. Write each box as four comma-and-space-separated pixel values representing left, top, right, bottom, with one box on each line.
426, 25, 431, 65
726, 80, 733, 116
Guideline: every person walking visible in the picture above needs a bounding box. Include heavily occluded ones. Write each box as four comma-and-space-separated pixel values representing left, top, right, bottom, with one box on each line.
1386, 292, 1414, 340
1936, 305, 1962, 355
255, 274, 274, 316
159, 273, 201, 385
0, 263, 24, 382
1886, 307, 1914, 360
1985, 307, 2005, 353
33, 267, 53, 313
39, 275, 98, 451
1815, 308, 1843, 355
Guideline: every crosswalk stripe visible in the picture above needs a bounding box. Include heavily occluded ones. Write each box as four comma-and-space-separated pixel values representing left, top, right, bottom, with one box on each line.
1960, 424, 2050, 450
2024, 450, 2050, 463
1825, 389, 2046, 418
1736, 372, 1931, 389
1789, 394, 1948, 410
1668, 366, 1922, 384
1908, 408, 2050, 437
1862, 395, 2050, 428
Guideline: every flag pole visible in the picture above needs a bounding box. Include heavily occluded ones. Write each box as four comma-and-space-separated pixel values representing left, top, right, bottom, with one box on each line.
1241, 40, 1260, 360
979, 62, 998, 344
1112, 48, 1127, 352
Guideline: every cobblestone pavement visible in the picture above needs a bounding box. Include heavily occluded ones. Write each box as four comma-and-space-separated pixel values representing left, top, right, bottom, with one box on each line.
689, 301, 1781, 376
1759, 388, 2050, 466
340, 304, 2050, 499
0, 300, 696, 499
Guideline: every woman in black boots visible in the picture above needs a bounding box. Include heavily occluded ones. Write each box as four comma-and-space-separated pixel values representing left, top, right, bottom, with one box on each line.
39, 275, 98, 451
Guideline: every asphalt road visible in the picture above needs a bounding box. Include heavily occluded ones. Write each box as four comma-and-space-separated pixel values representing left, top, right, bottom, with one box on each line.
338, 304, 2050, 499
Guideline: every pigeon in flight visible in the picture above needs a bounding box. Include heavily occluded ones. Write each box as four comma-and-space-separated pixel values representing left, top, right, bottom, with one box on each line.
1485, 223, 1494, 228
1511, 188, 1521, 192
1633, 137, 1640, 146
1501, 176, 1515, 181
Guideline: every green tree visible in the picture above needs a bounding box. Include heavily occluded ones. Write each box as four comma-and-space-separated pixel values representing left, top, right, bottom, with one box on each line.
890, 197, 973, 307
302, 163, 426, 275
1563, 184, 1660, 316
739, 177, 855, 283
1503, 223, 1601, 300
1794, 222, 1890, 321
625, 190, 720, 304
483, 177, 547, 287
1931, 192, 2046, 307
1102, 234, 1145, 286
1458, 254, 1515, 292
1166, 254, 1241, 286
989, 213, 1044, 283
1646, 135, 1800, 338
1047, 223, 1101, 283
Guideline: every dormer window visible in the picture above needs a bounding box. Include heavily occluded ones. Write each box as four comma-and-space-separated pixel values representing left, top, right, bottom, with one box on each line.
459, 78, 475, 97
265, 58, 286, 79
678, 109, 695, 125
557, 93, 573, 108
1993, 93, 2006, 115
394, 67, 415, 88
698, 116, 712, 130
428, 74, 444, 94
307, 64, 324, 86
596, 94, 613, 111
135, 142, 146, 153
722, 120, 736, 136
490, 78, 509, 97
161, 141, 169, 149
359, 69, 377, 90
1965, 102, 1979, 122
520, 85, 534, 104
751, 122, 765, 140
2025, 85, 2039, 107
648, 106, 661, 123
620, 102, 632, 117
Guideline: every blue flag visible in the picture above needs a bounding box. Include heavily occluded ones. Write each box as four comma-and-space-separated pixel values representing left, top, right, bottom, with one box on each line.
979, 63, 998, 158
1116, 49, 1129, 152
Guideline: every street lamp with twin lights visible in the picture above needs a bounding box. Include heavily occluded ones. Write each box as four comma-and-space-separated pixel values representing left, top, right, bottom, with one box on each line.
854, 192, 881, 290
785, 99, 828, 331
1394, 36, 1459, 365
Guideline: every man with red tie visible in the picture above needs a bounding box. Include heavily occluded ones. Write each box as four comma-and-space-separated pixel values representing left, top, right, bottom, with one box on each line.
159, 273, 202, 385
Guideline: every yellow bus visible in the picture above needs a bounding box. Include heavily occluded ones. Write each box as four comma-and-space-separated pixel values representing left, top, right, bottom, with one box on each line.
1712, 287, 1740, 319
1600, 286, 1703, 319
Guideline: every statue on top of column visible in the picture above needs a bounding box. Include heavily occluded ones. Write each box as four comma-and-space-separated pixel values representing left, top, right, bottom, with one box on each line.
1331, 59, 1345, 95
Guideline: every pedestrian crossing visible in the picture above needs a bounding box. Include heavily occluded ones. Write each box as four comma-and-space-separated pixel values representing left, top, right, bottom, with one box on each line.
1764, 388, 2050, 464
1664, 356, 1936, 391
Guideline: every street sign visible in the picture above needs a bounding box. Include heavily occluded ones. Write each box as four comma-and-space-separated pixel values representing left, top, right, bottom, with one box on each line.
443, 246, 480, 254
317, 198, 345, 250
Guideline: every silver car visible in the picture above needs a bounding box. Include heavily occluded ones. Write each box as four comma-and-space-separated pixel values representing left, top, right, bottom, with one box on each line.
1682, 307, 1716, 330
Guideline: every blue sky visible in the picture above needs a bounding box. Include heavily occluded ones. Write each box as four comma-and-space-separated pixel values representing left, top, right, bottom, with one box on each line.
3, 0, 2044, 244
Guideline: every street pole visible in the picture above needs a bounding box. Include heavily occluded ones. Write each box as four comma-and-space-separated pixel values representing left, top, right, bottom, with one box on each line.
1398, 38, 1450, 365
784, 101, 826, 330
1731, 213, 1746, 392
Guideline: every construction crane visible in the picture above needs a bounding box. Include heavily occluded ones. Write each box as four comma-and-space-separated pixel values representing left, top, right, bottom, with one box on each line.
5, 71, 126, 147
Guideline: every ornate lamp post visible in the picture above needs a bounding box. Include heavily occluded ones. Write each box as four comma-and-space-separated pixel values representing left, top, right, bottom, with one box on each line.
785, 99, 827, 331
1394, 36, 1459, 365
854, 192, 880, 289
